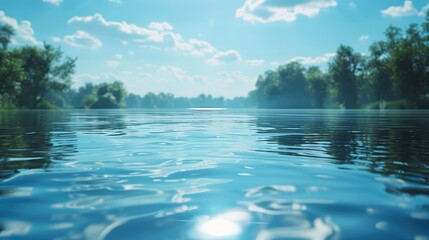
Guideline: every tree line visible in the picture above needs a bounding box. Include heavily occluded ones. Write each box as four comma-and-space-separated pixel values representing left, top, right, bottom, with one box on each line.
72, 82, 250, 109
0, 24, 76, 109
1, 12, 428, 109
251, 12, 429, 109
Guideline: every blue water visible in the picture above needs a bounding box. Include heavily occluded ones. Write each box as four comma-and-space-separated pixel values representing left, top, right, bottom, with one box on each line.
0, 109, 428, 239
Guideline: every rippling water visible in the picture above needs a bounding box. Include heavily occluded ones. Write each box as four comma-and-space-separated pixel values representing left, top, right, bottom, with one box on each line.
0, 109, 428, 239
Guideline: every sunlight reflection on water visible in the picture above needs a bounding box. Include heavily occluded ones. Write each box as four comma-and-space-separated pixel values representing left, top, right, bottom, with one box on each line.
193, 210, 251, 239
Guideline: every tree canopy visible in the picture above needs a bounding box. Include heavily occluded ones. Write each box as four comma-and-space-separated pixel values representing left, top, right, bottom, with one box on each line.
0, 24, 14, 50
329, 45, 362, 109
251, 14, 429, 109
16, 44, 76, 108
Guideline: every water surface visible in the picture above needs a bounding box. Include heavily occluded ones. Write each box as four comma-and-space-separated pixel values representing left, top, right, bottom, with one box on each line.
0, 109, 428, 239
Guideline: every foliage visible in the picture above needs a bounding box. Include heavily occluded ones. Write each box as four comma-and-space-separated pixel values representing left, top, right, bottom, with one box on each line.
0, 50, 24, 105
15, 44, 76, 108
366, 41, 393, 102
277, 62, 312, 108
0, 24, 14, 50
92, 81, 127, 109
328, 45, 362, 109
251, 13, 428, 109
253, 70, 280, 108
124, 92, 250, 109
306, 66, 329, 108
381, 24, 427, 105
71, 81, 127, 109
0, 24, 23, 108
252, 62, 312, 108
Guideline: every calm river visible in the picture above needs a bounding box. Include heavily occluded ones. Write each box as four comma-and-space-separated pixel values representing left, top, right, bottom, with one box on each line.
0, 109, 428, 239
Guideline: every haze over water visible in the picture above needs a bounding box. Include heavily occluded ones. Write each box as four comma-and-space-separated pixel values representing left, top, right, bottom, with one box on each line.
0, 109, 428, 239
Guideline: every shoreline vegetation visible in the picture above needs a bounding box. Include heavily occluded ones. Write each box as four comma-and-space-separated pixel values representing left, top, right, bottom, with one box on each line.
1, 13, 428, 110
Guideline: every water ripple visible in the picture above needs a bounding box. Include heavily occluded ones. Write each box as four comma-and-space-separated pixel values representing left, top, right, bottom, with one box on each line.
1, 109, 429, 239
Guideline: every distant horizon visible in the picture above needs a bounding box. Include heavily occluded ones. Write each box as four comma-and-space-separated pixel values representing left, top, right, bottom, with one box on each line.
1, 0, 428, 98
73, 82, 250, 99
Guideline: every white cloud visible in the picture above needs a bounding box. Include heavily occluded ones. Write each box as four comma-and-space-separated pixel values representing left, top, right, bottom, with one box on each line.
359, 35, 369, 41
418, 3, 429, 16
207, 50, 242, 65
107, 60, 120, 68
114, 54, 123, 60
349, 2, 356, 9
187, 39, 217, 57
135, 32, 217, 57
157, 66, 196, 81
73, 72, 122, 87
381, 0, 418, 17
54, 30, 102, 49
288, 52, 336, 65
217, 71, 254, 84
236, 0, 337, 23
148, 21, 174, 31
42, 0, 62, 5
68, 13, 163, 42
153, 69, 253, 97
0, 11, 42, 46
51, 36, 62, 43
68, 13, 216, 57
245, 59, 265, 66
128, 51, 135, 55
213, 71, 255, 97
108, 0, 122, 3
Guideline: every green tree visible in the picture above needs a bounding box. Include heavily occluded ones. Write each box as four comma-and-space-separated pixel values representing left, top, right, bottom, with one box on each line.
254, 70, 280, 108
384, 24, 428, 105
125, 93, 142, 108
329, 45, 362, 109
141, 92, 157, 108
306, 66, 329, 108
424, 11, 429, 98
156, 92, 175, 108
91, 81, 127, 109
251, 62, 311, 108
72, 83, 96, 108
276, 62, 311, 108
0, 24, 23, 108
16, 44, 76, 108
0, 24, 14, 50
366, 41, 393, 102
0, 50, 24, 105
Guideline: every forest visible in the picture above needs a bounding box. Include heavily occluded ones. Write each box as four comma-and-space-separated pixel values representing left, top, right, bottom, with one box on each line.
250, 12, 429, 109
0, 13, 428, 109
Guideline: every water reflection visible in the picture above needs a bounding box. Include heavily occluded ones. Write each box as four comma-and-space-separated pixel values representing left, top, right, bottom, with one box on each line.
255, 110, 429, 195
0, 111, 77, 181
0, 110, 132, 182
255, 218, 339, 240
0, 109, 428, 239
71, 110, 127, 134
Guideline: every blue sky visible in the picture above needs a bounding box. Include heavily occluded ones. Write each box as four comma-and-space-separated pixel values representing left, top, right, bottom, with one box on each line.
0, 0, 428, 98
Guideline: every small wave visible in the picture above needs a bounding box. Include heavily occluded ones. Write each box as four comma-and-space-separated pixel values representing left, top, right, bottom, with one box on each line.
245, 185, 296, 198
